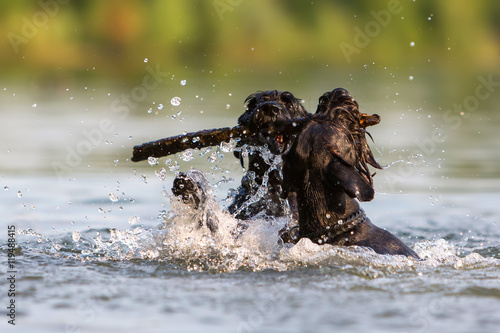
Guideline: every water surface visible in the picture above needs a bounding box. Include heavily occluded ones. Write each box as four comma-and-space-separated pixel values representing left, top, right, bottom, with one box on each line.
1, 78, 499, 332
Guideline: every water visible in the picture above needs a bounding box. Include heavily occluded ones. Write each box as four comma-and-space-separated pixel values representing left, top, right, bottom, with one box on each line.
1, 78, 500, 332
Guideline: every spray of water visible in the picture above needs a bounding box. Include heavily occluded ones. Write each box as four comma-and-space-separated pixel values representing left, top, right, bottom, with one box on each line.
10, 145, 500, 274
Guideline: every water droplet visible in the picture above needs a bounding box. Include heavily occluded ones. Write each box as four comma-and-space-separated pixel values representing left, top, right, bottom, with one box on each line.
32, 103, 37, 108
108, 193, 119, 202
409, 75, 414, 81
3, 186, 9, 191
128, 136, 133, 140
181, 150, 194, 161
155, 168, 167, 181
410, 41, 415, 47
171, 96, 181, 106
226, 104, 231, 109
326, 214, 331, 219
180, 79, 187, 86
17, 191, 22, 197
158, 104, 164, 110
129, 216, 141, 225
220, 141, 236, 153
144, 58, 148, 63
148, 157, 159, 166
207, 151, 217, 163
72, 230, 81, 242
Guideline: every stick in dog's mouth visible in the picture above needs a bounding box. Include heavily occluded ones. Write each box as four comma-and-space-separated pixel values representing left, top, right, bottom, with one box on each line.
131, 113, 380, 162
359, 113, 380, 128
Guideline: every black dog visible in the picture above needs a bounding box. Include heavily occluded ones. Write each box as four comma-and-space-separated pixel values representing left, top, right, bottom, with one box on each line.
171, 90, 307, 235
227, 90, 308, 220
171, 88, 419, 258
280, 88, 419, 258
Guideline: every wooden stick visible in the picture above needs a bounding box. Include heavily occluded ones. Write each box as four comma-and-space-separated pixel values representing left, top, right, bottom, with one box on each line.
131, 125, 253, 162
131, 113, 378, 162
360, 113, 380, 128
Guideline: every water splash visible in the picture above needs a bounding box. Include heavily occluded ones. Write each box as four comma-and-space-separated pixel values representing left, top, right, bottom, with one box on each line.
108, 193, 120, 202
230, 145, 284, 217
14, 220, 499, 275
9, 146, 500, 275
72, 230, 81, 242
170, 97, 181, 106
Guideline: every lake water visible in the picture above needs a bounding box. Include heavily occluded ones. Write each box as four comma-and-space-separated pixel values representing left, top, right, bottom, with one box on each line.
1, 73, 500, 332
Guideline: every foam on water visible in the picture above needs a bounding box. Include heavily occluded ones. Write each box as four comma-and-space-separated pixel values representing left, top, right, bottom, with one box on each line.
14, 211, 499, 276
9, 145, 500, 276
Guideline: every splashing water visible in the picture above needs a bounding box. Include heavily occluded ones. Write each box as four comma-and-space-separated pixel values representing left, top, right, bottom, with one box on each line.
10, 145, 500, 275
170, 96, 181, 106
15, 220, 499, 275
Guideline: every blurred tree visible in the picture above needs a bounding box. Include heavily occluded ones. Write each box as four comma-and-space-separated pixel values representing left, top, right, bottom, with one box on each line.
0, 0, 498, 82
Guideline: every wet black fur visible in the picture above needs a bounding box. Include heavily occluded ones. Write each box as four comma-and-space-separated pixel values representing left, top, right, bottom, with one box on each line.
228, 90, 308, 220
171, 88, 419, 258
281, 88, 419, 258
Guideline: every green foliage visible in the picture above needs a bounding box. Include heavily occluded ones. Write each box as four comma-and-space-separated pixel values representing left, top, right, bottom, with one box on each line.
1, 0, 499, 81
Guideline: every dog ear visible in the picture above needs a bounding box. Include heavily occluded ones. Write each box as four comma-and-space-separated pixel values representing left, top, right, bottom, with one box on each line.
326, 156, 375, 202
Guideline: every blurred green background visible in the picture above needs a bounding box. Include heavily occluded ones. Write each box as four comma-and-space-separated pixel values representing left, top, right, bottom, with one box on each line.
1, 0, 500, 185
2, 0, 499, 84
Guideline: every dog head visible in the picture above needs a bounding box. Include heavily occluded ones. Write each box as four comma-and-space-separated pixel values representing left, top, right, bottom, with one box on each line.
316, 88, 382, 201
237, 90, 308, 154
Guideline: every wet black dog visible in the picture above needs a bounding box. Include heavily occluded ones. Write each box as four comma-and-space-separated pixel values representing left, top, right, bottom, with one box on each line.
171, 88, 419, 258
227, 90, 308, 220
280, 88, 419, 258
171, 90, 307, 236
